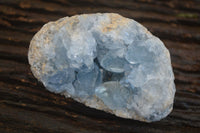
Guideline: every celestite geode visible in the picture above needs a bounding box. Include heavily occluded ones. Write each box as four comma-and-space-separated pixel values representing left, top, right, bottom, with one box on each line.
28, 13, 176, 122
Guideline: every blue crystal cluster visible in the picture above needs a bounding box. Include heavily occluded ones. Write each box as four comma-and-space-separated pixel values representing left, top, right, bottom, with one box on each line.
28, 13, 176, 122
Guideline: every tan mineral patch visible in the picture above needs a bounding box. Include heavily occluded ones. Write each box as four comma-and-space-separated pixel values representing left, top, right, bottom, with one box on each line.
41, 63, 46, 73
101, 14, 130, 33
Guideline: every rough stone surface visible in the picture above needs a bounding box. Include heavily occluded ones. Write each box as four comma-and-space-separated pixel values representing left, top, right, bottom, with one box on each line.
28, 13, 176, 122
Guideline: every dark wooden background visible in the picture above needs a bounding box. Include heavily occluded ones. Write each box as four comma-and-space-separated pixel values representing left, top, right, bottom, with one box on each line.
0, 0, 200, 132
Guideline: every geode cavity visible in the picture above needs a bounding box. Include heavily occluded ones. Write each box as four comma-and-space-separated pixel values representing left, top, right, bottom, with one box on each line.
28, 13, 176, 122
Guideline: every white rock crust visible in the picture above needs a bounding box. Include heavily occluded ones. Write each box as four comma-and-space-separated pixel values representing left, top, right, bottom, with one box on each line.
28, 13, 176, 122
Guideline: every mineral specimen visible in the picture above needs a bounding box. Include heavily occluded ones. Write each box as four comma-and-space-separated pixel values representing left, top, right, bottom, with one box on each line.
28, 13, 176, 122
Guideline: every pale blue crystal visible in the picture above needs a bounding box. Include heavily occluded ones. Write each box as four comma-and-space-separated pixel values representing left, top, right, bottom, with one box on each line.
73, 64, 101, 98
95, 81, 134, 110
28, 13, 176, 122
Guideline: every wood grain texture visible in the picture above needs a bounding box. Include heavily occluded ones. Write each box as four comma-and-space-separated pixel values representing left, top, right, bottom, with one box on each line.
0, 0, 200, 132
